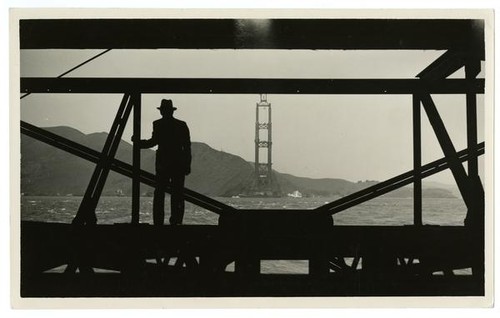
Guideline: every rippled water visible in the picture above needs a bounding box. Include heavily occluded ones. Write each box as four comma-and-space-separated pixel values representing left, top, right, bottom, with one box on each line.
21, 195, 467, 226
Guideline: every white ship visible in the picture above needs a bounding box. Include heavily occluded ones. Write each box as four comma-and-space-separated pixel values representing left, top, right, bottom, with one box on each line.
287, 190, 303, 198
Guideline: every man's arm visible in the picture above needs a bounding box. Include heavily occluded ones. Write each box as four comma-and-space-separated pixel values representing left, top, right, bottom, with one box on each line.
131, 123, 158, 149
135, 137, 157, 149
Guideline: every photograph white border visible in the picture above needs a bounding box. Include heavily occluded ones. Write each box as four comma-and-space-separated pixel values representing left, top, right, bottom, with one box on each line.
8, 7, 495, 310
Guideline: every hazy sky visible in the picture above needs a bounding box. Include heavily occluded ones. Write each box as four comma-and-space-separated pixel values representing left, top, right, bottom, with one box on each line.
20, 49, 485, 184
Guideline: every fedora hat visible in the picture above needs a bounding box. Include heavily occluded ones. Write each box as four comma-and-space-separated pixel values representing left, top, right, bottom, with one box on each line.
157, 99, 177, 111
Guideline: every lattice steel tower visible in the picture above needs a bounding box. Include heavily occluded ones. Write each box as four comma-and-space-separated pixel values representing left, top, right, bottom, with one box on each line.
254, 94, 274, 194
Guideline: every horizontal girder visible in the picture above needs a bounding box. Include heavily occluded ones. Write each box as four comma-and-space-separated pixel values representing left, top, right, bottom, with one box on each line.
20, 19, 484, 52
21, 78, 484, 95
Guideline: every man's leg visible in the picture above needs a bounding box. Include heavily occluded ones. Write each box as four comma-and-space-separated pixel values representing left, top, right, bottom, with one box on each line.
169, 174, 186, 225
153, 172, 166, 226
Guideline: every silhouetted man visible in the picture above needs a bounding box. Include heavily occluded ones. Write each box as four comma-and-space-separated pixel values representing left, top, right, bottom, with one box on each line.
134, 99, 191, 225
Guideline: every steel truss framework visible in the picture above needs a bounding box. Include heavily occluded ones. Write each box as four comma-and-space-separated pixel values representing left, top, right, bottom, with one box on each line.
19, 18, 485, 232
254, 95, 274, 193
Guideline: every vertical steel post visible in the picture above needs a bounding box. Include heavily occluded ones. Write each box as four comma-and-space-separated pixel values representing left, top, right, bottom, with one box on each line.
465, 60, 480, 179
131, 93, 141, 224
413, 94, 422, 226
267, 101, 272, 182
464, 59, 484, 282
255, 103, 260, 182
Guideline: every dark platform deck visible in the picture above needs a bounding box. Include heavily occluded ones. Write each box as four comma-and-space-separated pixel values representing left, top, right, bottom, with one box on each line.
20, 212, 484, 297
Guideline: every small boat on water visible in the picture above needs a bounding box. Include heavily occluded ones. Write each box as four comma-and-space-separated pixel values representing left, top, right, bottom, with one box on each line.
287, 190, 302, 198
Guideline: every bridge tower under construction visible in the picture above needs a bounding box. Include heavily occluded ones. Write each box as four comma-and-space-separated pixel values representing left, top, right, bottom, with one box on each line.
253, 94, 278, 196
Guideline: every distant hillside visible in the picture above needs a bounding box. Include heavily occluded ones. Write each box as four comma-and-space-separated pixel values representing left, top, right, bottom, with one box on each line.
21, 126, 254, 197
275, 173, 378, 197
382, 186, 456, 198
20, 126, 456, 199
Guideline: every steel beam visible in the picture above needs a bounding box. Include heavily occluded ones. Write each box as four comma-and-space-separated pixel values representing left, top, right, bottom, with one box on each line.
413, 95, 422, 226
72, 94, 133, 225
20, 121, 234, 214
131, 93, 141, 224
466, 61, 481, 179
20, 78, 485, 95
419, 93, 472, 210
464, 59, 484, 233
417, 50, 468, 80
20, 19, 484, 51
315, 143, 484, 215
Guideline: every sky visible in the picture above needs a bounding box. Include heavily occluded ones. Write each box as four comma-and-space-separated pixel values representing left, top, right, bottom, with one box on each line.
19, 49, 485, 184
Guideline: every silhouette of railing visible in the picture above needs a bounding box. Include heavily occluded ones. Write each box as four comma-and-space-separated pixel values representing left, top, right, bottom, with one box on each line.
21, 121, 235, 215
315, 142, 484, 215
